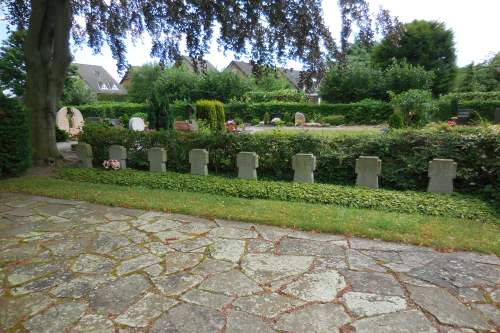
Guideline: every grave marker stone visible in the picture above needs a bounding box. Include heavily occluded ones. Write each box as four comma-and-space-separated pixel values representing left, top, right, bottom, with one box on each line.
189, 149, 209, 176
128, 117, 145, 131
237, 152, 259, 180
428, 159, 457, 194
148, 148, 167, 172
295, 112, 305, 126
109, 145, 127, 169
292, 154, 316, 183
355, 156, 381, 189
456, 109, 472, 125
74, 143, 93, 168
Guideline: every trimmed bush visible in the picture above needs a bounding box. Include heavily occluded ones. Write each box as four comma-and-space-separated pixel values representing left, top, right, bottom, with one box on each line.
320, 115, 345, 126
78, 125, 500, 201
388, 111, 405, 129
0, 94, 31, 177
76, 102, 149, 119
56, 168, 497, 221
96, 93, 129, 102
242, 89, 307, 103
195, 100, 225, 132
225, 100, 392, 125
444, 91, 500, 102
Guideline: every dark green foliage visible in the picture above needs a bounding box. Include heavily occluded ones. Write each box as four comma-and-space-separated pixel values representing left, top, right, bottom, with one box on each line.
0, 29, 26, 97
372, 20, 457, 95
79, 126, 500, 201
388, 110, 405, 129
390, 89, 436, 128
0, 93, 31, 177
225, 100, 392, 124
55, 126, 69, 142
76, 102, 149, 119
195, 100, 226, 132
57, 168, 497, 221
61, 65, 97, 106
154, 66, 200, 103
455, 53, 500, 92
319, 62, 385, 103
195, 70, 254, 102
319, 58, 434, 103
96, 93, 128, 102
126, 63, 164, 103
443, 91, 500, 102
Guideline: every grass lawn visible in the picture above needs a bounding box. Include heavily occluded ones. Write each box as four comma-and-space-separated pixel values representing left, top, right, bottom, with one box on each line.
1, 176, 499, 255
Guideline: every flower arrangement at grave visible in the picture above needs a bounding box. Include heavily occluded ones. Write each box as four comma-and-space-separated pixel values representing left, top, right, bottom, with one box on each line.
103, 160, 121, 170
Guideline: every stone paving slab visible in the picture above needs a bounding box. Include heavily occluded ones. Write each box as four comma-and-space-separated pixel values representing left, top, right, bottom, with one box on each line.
0, 193, 499, 332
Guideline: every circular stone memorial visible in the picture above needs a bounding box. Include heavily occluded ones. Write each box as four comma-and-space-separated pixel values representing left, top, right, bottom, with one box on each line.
56, 107, 85, 136
128, 117, 145, 132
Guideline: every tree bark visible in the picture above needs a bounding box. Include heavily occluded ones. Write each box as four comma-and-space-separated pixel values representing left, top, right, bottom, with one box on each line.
24, 0, 72, 166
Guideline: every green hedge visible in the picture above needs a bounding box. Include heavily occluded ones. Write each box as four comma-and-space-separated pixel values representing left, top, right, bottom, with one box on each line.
436, 99, 500, 121
79, 125, 500, 201
443, 91, 500, 102
0, 94, 31, 177
242, 89, 307, 103
225, 100, 393, 124
56, 168, 498, 221
76, 102, 149, 119
96, 93, 129, 102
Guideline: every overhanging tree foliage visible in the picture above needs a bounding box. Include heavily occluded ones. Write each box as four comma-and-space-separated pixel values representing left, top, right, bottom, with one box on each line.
1, 0, 337, 165
1, 0, 395, 166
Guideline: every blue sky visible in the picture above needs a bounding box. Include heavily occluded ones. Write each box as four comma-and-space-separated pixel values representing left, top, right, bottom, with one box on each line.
1, 0, 499, 80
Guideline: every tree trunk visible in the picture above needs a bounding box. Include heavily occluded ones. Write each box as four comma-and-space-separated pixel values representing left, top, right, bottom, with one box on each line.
24, 0, 72, 166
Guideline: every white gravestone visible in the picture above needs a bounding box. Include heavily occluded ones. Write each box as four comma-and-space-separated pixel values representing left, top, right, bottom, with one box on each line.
292, 154, 316, 183
189, 149, 209, 176
237, 152, 259, 180
128, 117, 145, 132
428, 159, 457, 194
56, 107, 85, 136
295, 112, 306, 126
109, 145, 127, 169
148, 148, 167, 172
355, 156, 382, 189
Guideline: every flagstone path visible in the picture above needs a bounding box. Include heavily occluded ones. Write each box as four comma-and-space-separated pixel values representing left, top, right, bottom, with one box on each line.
0, 192, 498, 332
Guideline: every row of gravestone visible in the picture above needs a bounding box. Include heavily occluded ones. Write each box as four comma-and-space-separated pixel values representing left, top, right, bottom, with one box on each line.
75, 143, 458, 194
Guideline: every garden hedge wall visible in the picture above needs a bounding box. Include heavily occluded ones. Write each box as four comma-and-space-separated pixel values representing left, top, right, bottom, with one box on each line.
436, 99, 500, 122
76, 102, 149, 119
225, 100, 393, 124
96, 93, 129, 102
79, 125, 500, 201
0, 94, 31, 177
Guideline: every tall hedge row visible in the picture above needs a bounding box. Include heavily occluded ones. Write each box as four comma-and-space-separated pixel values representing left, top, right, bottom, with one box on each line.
436, 99, 500, 122
79, 125, 499, 201
0, 94, 31, 177
225, 100, 393, 124
75, 102, 149, 119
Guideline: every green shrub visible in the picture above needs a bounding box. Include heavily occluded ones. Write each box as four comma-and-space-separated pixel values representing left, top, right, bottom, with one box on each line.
195, 100, 225, 132
225, 100, 393, 125
263, 112, 270, 124
76, 102, 149, 119
131, 112, 148, 120
55, 126, 69, 142
79, 125, 500, 201
0, 94, 31, 177
390, 90, 437, 127
56, 168, 497, 221
242, 89, 307, 103
96, 93, 128, 102
388, 110, 405, 129
320, 115, 345, 126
